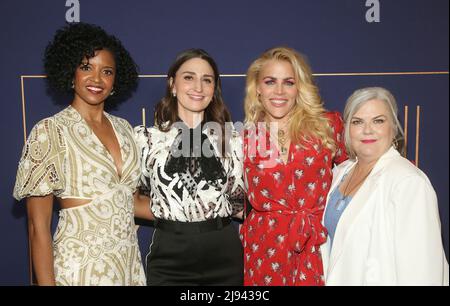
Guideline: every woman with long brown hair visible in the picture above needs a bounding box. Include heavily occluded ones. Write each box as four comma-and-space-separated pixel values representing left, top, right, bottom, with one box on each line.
135, 49, 244, 285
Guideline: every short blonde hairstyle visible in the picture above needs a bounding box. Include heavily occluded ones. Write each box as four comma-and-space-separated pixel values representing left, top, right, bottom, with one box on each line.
343, 87, 405, 160
244, 46, 336, 152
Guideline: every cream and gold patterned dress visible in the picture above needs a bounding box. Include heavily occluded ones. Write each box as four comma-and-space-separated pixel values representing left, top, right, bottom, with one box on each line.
13, 105, 146, 286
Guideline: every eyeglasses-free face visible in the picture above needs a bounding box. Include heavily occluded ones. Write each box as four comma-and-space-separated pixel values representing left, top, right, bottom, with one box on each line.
349, 99, 395, 164
256, 59, 298, 125
171, 57, 215, 126
73, 49, 116, 107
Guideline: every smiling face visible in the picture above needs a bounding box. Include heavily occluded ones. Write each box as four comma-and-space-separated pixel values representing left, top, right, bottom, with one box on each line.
72, 49, 116, 107
349, 99, 395, 163
170, 57, 215, 123
256, 59, 298, 125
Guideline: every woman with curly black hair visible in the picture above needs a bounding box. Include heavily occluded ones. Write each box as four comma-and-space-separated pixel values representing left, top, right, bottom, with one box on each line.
13, 23, 152, 285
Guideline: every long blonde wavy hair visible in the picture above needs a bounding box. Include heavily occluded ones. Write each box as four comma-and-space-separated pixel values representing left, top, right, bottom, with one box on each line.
244, 46, 336, 153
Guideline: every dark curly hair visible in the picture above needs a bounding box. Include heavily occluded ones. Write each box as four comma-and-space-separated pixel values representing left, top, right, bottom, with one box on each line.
44, 22, 138, 108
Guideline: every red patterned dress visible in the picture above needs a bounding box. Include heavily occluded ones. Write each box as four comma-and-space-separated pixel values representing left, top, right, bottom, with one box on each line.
240, 112, 347, 286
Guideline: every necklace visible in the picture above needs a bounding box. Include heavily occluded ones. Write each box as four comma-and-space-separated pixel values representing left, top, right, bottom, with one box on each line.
266, 122, 288, 156
277, 129, 288, 155
336, 163, 373, 210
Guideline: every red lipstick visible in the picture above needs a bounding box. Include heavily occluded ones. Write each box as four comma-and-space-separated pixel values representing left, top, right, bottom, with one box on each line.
361, 139, 377, 144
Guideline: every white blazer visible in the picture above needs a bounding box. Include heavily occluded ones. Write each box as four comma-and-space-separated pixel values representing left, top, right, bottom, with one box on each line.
321, 147, 449, 286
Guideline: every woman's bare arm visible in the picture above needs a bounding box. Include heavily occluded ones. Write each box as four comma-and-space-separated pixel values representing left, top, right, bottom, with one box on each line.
133, 192, 154, 221
26, 195, 55, 286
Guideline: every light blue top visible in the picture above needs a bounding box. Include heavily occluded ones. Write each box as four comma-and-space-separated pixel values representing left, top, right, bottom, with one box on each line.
324, 176, 352, 248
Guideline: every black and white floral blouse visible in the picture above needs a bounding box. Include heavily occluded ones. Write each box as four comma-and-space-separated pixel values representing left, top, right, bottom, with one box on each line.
134, 122, 244, 222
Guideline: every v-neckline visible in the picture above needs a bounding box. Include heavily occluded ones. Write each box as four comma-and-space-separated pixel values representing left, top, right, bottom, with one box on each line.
70, 106, 125, 180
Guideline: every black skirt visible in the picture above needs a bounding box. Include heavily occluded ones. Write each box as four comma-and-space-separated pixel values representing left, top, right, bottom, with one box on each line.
146, 217, 243, 286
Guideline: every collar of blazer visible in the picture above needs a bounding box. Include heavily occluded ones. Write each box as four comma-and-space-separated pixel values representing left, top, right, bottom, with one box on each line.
323, 146, 400, 275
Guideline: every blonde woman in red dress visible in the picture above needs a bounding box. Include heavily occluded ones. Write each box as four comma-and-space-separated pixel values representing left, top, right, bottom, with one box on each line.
240, 47, 347, 286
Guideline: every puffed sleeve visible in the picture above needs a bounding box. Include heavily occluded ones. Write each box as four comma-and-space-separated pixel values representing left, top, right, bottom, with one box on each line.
134, 125, 151, 197
13, 118, 66, 200
327, 111, 348, 165
226, 131, 245, 216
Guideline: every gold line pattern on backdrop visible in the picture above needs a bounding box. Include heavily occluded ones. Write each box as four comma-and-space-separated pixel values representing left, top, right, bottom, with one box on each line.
20, 71, 447, 284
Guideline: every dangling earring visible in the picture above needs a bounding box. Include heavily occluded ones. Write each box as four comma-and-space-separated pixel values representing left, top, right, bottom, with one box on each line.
392, 138, 399, 149
71, 81, 75, 89
172, 91, 177, 98
110, 88, 115, 96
